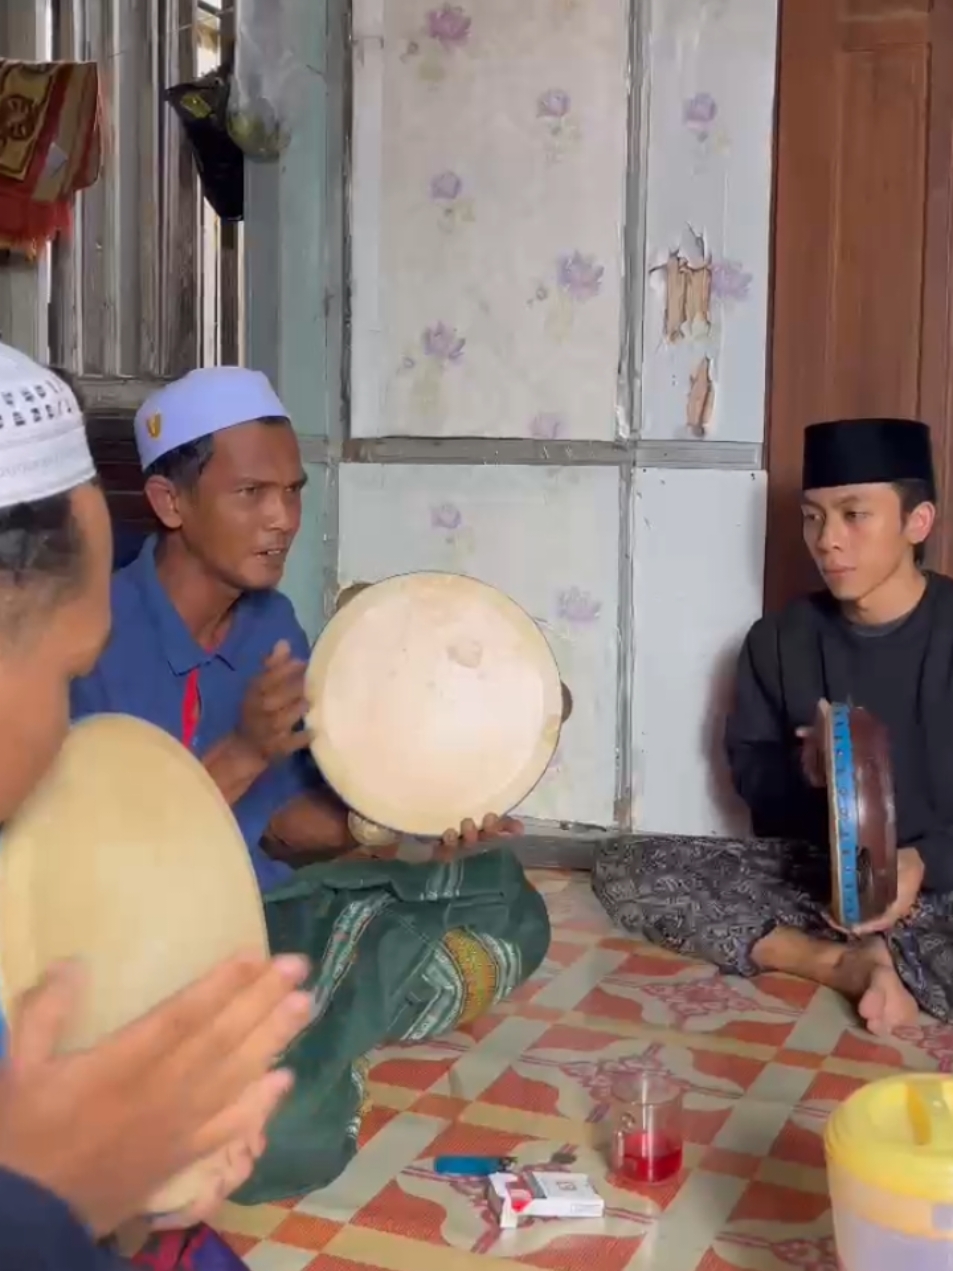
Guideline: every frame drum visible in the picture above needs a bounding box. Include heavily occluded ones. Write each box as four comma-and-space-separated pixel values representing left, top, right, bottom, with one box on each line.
0, 714, 268, 1217
824, 703, 898, 927
305, 572, 565, 837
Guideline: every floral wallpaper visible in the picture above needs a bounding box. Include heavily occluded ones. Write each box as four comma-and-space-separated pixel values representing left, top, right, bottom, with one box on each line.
336, 464, 620, 826
350, 0, 630, 439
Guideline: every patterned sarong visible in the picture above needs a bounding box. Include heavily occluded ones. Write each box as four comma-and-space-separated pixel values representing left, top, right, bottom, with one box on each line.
0, 59, 102, 256
232, 847, 550, 1203
592, 834, 953, 1023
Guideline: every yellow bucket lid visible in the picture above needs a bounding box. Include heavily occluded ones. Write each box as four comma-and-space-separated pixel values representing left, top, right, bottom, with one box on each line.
825, 1074, 953, 1202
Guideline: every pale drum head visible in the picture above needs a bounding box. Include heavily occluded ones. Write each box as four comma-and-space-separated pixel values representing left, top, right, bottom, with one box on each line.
0, 714, 269, 1216
305, 572, 564, 837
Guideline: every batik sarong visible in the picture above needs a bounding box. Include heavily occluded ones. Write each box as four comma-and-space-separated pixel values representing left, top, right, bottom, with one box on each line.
592, 834, 953, 1023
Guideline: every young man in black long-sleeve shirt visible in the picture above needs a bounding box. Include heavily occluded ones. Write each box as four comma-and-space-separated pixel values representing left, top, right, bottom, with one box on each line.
594, 417, 953, 1038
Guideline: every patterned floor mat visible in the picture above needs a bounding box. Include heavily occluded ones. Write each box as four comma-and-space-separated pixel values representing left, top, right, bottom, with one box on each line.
213, 869, 953, 1270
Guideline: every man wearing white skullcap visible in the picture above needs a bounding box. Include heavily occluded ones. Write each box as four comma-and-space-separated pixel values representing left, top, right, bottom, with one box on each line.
0, 344, 309, 1266
69, 366, 550, 1203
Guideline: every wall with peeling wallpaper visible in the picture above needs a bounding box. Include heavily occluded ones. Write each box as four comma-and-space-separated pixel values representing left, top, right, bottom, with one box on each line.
629, 0, 776, 835
641, 0, 777, 443
267, 0, 779, 836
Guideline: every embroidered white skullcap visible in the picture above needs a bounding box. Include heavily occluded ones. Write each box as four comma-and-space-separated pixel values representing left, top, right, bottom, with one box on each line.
134, 366, 290, 471
0, 341, 95, 510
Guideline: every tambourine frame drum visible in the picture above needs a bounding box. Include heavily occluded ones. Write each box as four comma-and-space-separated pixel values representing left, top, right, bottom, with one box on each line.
825, 703, 898, 928
305, 572, 565, 838
0, 714, 269, 1217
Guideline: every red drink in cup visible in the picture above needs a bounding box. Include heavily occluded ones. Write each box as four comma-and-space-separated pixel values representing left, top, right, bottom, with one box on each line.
609, 1073, 684, 1186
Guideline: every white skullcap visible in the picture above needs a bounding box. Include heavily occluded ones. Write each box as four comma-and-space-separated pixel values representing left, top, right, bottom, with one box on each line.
0, 342, 95, 510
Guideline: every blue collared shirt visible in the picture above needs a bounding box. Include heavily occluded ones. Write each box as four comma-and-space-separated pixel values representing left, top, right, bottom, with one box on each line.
70, 538, 313, 892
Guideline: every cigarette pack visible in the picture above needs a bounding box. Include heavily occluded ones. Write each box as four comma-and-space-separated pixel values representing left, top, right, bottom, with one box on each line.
487, 1170, 605, 1229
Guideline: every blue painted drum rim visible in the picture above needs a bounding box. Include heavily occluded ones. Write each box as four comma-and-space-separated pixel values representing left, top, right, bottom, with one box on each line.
828, 702, 863, 927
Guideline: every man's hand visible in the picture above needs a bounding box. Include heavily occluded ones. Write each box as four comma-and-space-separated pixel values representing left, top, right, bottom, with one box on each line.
441, 813, 524, 849
796, 699, 830, 789
846, 846, 926, 936
0, 953, 311, 1237
238, 641, 311, 765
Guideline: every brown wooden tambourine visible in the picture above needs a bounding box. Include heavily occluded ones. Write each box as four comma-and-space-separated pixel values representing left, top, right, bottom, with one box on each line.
824, 702, 898, 927
305, 573, 568, 842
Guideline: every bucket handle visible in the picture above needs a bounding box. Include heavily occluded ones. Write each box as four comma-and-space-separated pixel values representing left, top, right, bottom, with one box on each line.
907, 1081, 953, 1151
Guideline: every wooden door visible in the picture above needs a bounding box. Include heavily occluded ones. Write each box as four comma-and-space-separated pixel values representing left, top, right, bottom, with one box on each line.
765, 0, 953, 608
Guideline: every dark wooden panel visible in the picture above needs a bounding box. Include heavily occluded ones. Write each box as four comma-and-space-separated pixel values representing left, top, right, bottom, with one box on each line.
765, 0, 953, 607
85, 414, 156, 531
847, 0, 931, 15
827, 44, 929, 417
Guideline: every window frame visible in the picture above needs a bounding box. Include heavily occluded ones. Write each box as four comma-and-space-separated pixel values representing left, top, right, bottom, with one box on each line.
42, 0, 242, 410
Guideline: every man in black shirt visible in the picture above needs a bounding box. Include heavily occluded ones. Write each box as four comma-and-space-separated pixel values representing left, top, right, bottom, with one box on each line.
594, 417, 953, 1037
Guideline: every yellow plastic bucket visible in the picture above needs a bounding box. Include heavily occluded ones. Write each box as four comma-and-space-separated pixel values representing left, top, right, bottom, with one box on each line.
825, 1074, 953, 1270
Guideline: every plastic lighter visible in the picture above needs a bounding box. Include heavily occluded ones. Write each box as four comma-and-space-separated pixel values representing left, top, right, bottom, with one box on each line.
434, 1156, 516, 1177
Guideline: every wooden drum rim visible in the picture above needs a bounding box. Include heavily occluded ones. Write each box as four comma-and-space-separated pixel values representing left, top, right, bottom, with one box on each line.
825, 702, 898, 927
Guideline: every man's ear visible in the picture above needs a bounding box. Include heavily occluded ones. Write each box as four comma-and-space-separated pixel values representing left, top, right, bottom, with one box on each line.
905, 500, 936, 549
144, 474, 185, 531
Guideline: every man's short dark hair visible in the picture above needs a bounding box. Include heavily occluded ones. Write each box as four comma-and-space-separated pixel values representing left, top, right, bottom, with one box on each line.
144, 416, 289, 490
893, 477, 934, 567
0, 492, 85, 634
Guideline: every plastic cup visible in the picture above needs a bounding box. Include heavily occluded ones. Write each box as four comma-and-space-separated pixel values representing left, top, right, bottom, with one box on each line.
609, 1072, 684, 1185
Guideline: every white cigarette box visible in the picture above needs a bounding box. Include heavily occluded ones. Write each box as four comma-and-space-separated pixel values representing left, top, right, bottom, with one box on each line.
487, 1171, 605, 1229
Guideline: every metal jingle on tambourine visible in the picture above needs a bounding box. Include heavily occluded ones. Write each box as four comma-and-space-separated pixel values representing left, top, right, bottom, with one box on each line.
347, 810, 399, 848
825, 703, 898, 927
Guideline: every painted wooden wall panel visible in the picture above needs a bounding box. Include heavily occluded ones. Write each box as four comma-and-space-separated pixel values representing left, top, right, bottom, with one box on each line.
245, 0, 344, 634
337, 464, 620, 824
632, 466, 767, 836
640, 0, 778, 444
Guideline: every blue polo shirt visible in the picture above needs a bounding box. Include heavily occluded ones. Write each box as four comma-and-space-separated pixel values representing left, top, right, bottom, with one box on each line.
70, 538, 313, 892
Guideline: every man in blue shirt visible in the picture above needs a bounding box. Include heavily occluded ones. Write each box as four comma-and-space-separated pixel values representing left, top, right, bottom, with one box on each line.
72, 366, 520, 887
71, 367, 551, 1203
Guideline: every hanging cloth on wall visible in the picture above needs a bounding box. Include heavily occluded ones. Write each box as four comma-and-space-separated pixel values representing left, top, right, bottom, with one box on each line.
0, 59, 102, 259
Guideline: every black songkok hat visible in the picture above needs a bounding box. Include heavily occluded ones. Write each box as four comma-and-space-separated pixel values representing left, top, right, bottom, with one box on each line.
802, 418, 935, 500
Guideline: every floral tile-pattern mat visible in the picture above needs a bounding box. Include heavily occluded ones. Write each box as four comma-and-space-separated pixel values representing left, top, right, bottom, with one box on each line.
214, 870, 952, 1271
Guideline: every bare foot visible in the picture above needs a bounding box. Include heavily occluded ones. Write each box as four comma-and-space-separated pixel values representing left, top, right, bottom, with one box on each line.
753, 927, 919, 1036
855, 939, 919, 1037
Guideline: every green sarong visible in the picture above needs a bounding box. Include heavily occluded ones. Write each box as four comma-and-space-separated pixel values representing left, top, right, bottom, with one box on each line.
232, 847, 550, 1204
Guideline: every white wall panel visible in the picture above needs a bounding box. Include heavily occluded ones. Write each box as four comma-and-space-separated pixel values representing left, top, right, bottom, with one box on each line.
632, 467, 767, 835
